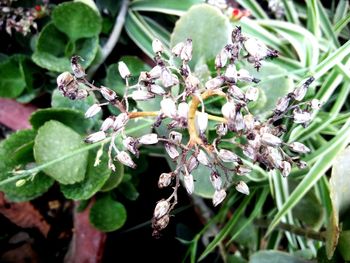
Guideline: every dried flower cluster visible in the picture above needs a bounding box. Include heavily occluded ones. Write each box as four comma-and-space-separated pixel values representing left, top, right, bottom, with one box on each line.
0, 0, 47, 36
56, 26, 318, 236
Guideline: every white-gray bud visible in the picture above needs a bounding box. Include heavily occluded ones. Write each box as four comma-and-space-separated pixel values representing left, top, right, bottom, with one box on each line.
213, 189, 226, 207
116, 151, 136, 168
85, 104, 101, 118
154, 199, 170, 219
138, 133, 158, 145
235, 181, 250, 195
118, 61, 131, 79
85, 131, 106, 143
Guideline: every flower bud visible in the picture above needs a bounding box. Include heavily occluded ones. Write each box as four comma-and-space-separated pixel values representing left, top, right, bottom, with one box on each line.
216, 123, 228, 136
153, 214, 170, 231
311, 99, 322, 110
177, 102, 189, 119
161, 98, 177, 118
123, 137, 138, 156
210, 172, 222, 191
196, 112, 208, 134
293, 85, 307, 101
85, 104, 101, 118
187, 155, 199, 173
289, 142, 310, 153
244, 38, 268, 59
261, 133, 282, 147
158, 173, 172, 188
228, 85, 245, 100
57, 71, 74, 89
116, 151, 136, 168
100, 116, 115, 131
161, 69, 179, 88
165, 143, 179, 159
118, 61, 131, 79
149, 65, 162, 79
225, 64, 238, 82
71, 56, 86, 78
172, 41, 185, 57
218, 149, 240, 162
154, 199, 170, 219
184, 173, 194, 194
234, 111, 245, 131
222, 101, 236, 120
243, 114, 255, 130
267, 147, 283, 169
138, 133, 158, 145
296, 160, 308, 169
100, 86, 117, 101
152, 38, 164, 53
180, 39, 193, 61
236, 165, 252, 175
213, 189, 226, 206
149, 84, 166, 95
275, 96, 290, 113
185, 74, 200, 90
85, 131, 106, 143
293, 108, 311, 124
169, 131, 182, 144
235, 181, 250, 195
215, 49, 228, 68
205, 76, 224, 90
245, 87, 259, 101
113, 112, 129, 132
197, 149, 210, 166
281, 161, 291, 177
131, 90, 155, 101
16, 179, 26, 187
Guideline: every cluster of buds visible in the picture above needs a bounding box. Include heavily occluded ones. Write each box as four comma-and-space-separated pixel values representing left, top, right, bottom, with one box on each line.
56, 26, 318, 236
0, 0, 47, 36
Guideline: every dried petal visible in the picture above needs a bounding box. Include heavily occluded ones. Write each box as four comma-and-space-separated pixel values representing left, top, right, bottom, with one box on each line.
184, 173, 194, 194
210, 172, 222, 190
131, 90, 155, 101
161, 98, 177, 118
152, 38, 164, 53
213, 189, 226, 206
185, 74, 200, 90
244, 38, 268, 59
57, 71, 74, 89
261, 133, 282, 147
153, 214, 170, 231
71, 56, 86, 78
216, 123, 228, 136
237, 69, 259, 83
85, 131, 106, 143
149, 65, 162, 79
225, 64, 237, 82
149, 84, 166, 95
311, 99, 322, 110
158, 173, 172, 188
234, 111, 245, 131
100, 86, 117, 101
293, 77, 314, 101
221, 101, 236, 120
116, 151, 136, 168
161, 69, 179, 88
172, 42, 185, 57
138, 133, 158, 145
228, 85, 245, 100
266, 147, 283, 169
281, 161, 291, 177
177, 102, 189, 119
85, 104, 101, 118
243, 114, 255, 130
293, 108, 312, 124
123, 137, 138, 156
196, 112, 208, 133
215, 49, 228, 68
245, 87, 259, 101
197, 149, 210, 166
100, 116, 115, 131
275, 96, 290, 113
235, 181, 250, 195
118, 61, 131, 79
218, 149, 239, 162
154, 200, 170, 219
205, 76, 224, 90
187, 155, 199, 173
165, 143, 179, 159
113, 112, 129, 132
289, 142, 311, 153
180, 39, 193, 61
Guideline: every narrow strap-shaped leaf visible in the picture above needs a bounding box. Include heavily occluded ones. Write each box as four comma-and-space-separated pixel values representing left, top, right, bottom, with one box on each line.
266, 118, 350, 236
306, 0, 321, 38
281, 0, 300, 24
198, 192, 255, 261
317, 0, 340, 48
236, 0, 268, 19
334, 0, 349, 26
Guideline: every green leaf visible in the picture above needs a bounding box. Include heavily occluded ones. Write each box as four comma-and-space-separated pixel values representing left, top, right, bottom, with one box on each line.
326, 146, 350, 258
235, 0, 268, 19
249, 63, 293, 118
0, 56, 26, 98
100, 162, 124, 191
130, 0, 201, 16
117, 174, 139, 201
30, 108, 95, 134
0, 130, 54, 201
34, 120, 88, 184
52, 2, 102, 41
170, 4, 231, 67
32, 23, 99, 72
249, 250, 311, 263
89, 194, 127, 232
338, 230, 350, 261
60, 148, 111, 200
267, 119, 350, 236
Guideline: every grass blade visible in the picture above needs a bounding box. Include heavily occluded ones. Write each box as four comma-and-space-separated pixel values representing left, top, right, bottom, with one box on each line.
236, 0, 268, 19
317, 0, 340, 48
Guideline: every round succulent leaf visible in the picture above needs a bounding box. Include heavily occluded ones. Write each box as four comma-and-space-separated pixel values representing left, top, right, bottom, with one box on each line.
34, 120, 88, 184
32, 23, 98, 72
100, 162, 124, 192
170, 4, 231, 67
52, 2, 102, 41
60, 148, 111, 200
30, 108, 95, 134
250, 250, 311, 263
0, 130, 54, 201
89, 194, 127, 232
0, 56, 26, 98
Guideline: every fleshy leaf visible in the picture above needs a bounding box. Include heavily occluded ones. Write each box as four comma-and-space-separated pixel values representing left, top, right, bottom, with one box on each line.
170, 4, 231, 66
34, 120, 88, 184
0, 130, 54, 201
52, 2, 102, 41
60, 149, 111, 200
89, 194, 127, 232
0, 56, 26, 98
